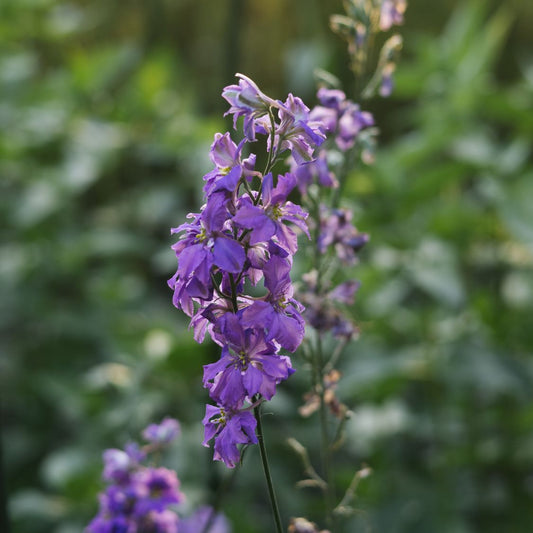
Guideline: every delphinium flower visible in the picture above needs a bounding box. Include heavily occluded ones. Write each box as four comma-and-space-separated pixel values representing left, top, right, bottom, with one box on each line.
87, 419, 184, 533
310, 88, 374, 152
317, 206, 369, 264
168, 74, 326, 469
291, 88, 374, 197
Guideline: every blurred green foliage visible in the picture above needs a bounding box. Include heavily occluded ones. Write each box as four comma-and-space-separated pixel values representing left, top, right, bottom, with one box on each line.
1, 0, 532, 532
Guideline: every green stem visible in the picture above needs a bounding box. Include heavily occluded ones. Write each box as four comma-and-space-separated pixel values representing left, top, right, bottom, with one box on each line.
316, 333, 335, 528
254, 404, 283, 533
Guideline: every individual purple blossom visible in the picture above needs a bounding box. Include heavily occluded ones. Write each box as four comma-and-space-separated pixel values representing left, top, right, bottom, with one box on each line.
203, 132, 258, 195
202, 404, 258, 468
318, 206, 369, 264
203, 313, 294, 407
291, 152, 338, 194
133, 467, 184, 515
103, 443, 144, 484
241, 254, 305, 352
222, 73, 281, 141
274, 94, 326, 164
380, 0, 407, 31
179, 506, 231, 533
142, 418, 181, 445
310, 88, 374, 151
168, 193, 245, 314
298, 271, 360, 340
233, 172, 309, 255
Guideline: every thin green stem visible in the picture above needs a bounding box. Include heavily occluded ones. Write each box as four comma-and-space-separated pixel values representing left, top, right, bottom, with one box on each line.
254, 403, 284, 533
316, 333, 335, 528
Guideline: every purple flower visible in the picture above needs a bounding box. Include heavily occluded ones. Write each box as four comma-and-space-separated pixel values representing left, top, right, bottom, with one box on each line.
318, 206, 369, 264
310, 88, 374, 151
203, 133, 258, 196
222, 73, 281, 141
233, 172, 309, 255
103, 444, 144, 484
168, 193, 246, 314
298, 272, 360, 340
142, 418, 180, 445
87, 426, 183, 533
292, 152, 338, 194
133, 467, 184, 515
275, 94, 326, 164
202, 404, 258, 468
180, 506, 231, 533
203, 313, 294, 407
241, 255, 305, 352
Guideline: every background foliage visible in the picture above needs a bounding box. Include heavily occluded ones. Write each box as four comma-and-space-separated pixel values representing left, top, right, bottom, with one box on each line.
2, 0, 533, 532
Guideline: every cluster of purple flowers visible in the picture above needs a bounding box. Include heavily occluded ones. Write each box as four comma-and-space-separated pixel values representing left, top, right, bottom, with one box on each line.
291, 88, 373, 195
87, 419, 184, 533
293, 91, 370, 340
169, 74, 326, 468
87, 418, 230, 533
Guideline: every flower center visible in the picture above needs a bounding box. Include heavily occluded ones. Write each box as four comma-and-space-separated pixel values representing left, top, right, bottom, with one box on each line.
276, 297, 288, 310
196, 228, 208, 243
270, 204, 283, 221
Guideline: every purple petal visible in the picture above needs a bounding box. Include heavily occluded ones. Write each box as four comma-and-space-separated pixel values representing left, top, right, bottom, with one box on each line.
213, 236, 245, 273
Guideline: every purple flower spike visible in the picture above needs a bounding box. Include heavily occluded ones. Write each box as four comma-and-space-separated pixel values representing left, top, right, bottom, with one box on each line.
142, 417, 181, 445
202, 404, 258, 468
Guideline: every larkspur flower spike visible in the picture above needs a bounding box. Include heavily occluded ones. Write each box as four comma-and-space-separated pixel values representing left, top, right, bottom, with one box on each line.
169, 74, 326, 467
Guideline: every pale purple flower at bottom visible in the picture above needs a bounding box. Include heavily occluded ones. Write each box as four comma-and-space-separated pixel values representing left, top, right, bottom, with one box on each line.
202, 404, 258, 468
180, 506, 231, 533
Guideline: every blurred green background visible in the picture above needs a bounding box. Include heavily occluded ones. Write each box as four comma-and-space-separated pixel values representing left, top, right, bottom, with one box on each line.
2, 0, 533, 532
